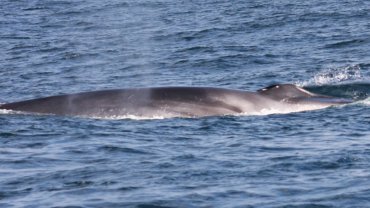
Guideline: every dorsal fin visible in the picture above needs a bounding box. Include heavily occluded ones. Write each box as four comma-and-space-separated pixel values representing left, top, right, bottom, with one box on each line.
257, 84, 317, 101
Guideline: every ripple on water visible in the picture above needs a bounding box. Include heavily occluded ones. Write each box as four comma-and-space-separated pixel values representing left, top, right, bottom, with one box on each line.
98, 145, 152, 155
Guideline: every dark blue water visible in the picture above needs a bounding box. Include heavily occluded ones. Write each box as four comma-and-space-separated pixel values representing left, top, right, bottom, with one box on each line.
1, 0, 370, 207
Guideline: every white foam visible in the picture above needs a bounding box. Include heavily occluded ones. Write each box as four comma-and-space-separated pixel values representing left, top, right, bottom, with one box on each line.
355, 97, 370, 106
0, 109, 14, 114
88, 105, 329, 119
238, 103, 332, 116
90, 114, 169, 120
97, 106, 329, 120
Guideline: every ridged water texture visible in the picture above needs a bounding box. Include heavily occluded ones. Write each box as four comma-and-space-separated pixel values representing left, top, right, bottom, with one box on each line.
1, 0, 370, 207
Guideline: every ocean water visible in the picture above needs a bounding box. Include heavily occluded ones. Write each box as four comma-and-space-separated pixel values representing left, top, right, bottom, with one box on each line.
0, 0, 370, 207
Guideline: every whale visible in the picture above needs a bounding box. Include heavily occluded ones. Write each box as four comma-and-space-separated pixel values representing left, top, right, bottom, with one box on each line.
0, 84, 352, 118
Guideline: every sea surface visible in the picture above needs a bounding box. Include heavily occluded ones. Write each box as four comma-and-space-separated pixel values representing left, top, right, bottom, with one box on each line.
1, 0, 370, 207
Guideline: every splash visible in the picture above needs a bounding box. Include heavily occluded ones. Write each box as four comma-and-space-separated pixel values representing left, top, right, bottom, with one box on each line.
357, 97, 370, 106
93, 104, 342, 119
0, 109, 13, 114
297, 64, 369, 101
90, 114, 168, 120
298, 64, 363, 86
0, 108, 169, 120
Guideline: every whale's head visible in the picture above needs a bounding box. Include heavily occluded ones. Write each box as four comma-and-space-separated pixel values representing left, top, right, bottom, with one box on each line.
257, 84, 352, 105
257, 84, 316, 100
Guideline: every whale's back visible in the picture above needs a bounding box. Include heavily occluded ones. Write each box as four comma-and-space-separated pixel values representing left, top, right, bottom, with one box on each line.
0, 87, 248, 117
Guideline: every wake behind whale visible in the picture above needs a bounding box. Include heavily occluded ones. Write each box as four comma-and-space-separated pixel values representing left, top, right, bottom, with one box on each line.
0, 84, 353, 119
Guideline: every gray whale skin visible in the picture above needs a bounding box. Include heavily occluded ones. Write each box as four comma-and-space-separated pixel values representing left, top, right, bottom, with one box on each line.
0, 84, 352, 118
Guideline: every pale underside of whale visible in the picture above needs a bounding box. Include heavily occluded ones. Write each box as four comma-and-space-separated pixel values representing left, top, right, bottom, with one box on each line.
0, 84, 352, 119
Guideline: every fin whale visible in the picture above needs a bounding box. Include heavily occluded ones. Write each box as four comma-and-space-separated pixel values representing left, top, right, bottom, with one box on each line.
0, 84, 352, 118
